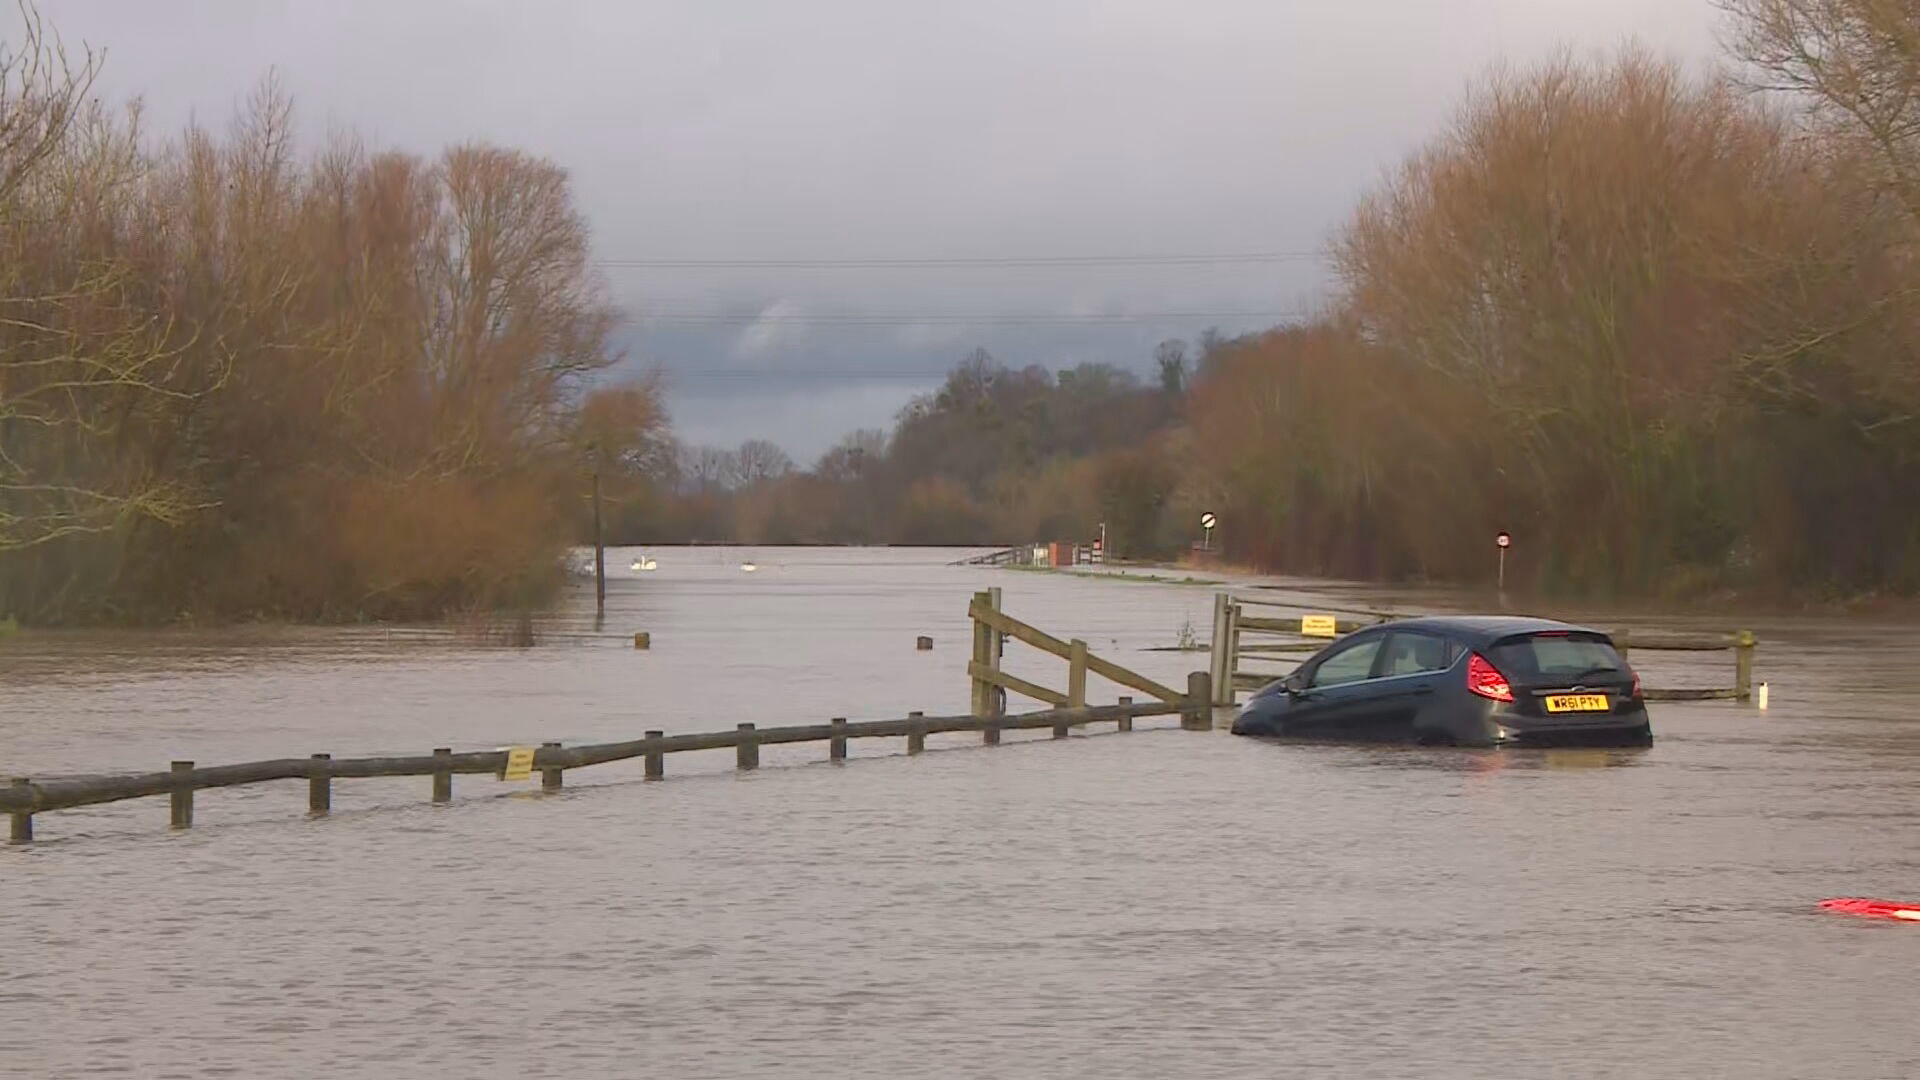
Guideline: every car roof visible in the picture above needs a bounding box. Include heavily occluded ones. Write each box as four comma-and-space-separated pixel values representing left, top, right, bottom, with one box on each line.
1360, 615, 1606, 647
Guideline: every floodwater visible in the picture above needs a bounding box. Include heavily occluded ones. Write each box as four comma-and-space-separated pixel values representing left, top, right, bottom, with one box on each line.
3, 547, 1918, 1079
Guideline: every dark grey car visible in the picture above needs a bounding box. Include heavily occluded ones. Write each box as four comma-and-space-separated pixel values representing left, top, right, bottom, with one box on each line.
1229, 616, 1653, 748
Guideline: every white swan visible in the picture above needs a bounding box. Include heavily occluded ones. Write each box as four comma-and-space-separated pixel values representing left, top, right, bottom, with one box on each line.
630, 556, 657, 572
740, 561, 758, 573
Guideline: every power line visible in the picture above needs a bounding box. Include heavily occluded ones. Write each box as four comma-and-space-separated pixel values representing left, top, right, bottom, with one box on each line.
636, 310, 1309, 326
652, 369, 984, 380
598, 250, 1325, 269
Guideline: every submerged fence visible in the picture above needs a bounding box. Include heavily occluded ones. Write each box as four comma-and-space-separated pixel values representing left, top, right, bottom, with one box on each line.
1207, 594, 1759, 706
5, 590, 1216, 845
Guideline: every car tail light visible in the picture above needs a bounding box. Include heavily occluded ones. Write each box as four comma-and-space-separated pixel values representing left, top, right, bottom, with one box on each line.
1467, 653, 1514, 702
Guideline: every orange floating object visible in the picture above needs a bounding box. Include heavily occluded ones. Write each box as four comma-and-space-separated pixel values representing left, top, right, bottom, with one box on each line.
1819, 898, 1920, 922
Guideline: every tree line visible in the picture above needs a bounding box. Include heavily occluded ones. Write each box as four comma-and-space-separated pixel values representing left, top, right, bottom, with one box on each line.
9, 0, 1920, 624
0, 7, 664, 624
626, 1, 1920, 600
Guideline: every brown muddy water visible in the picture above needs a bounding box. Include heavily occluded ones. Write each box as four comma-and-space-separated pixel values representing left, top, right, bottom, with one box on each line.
3, 547, 1918, 1079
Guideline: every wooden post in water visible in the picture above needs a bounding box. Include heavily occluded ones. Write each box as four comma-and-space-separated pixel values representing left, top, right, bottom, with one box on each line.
737, 723, 759, 771
1209, 593, 1231, 706
1118, 696, 1134, 732
308, 754, 331, 817
829, 718, 848, 762
541, 742, 564, 791
988, 586, 1007, 724
1183, 672, 1213, 731
970, 590, 993, 724
644, 731, 665, 779
170, 760, 194, 829
907, 711, 926, 755
432, 748, 453, 803
8, 778, 30, 845
1224, 602, 1242, 706
1057, 638, 1088, 739
972, 589, 1003, 745
1068, 639, 1088, 708
1735, 630, 1757, 703
592, 466, 606, 623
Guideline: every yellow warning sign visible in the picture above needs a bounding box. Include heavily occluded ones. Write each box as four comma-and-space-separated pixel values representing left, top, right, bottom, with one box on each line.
1301, 615, 1339, 638
501, 746, 536, 781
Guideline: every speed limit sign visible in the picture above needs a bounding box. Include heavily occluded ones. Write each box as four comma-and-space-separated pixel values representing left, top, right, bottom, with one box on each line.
1495, 531, 1511, 549
1201, 512, 1217, 530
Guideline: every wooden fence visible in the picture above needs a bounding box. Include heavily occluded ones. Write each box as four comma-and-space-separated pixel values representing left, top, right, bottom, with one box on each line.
2, 699, 1199, 845
1209, 594, 1759, 706
3, 591, 1214, 845
966, 589, 1208, 733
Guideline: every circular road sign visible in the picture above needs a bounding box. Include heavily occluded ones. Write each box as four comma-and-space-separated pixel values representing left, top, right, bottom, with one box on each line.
1200, 512, 1218, 530
1496, 531, 1512, 549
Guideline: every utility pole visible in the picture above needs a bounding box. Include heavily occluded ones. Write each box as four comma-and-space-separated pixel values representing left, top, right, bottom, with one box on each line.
592, 463, 606, 623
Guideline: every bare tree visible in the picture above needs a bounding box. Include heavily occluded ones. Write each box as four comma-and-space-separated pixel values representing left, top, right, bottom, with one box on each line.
1720, 0, 1920, 218
679, 445, 739, 493
0, 2, 207, 552
731, 439, 793, 487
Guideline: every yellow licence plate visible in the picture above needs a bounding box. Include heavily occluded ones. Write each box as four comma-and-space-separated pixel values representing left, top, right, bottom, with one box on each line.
1544, 693, 1611, 713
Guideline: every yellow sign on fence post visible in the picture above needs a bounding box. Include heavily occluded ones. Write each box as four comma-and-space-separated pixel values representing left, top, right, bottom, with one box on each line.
501, 746, 536, 782
1301, 615, 1339, 639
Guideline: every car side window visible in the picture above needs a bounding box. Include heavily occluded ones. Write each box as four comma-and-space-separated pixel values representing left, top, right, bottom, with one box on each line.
1379, 631, 1458, 677
1308, 637, 1384, 688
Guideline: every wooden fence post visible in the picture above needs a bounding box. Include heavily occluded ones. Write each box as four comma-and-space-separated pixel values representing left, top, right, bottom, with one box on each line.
541, 742, 564, 791
737, 723, 759, 771
1224, 602, 1242, 706
830, 718, 848, 762
1056, 638, 1088, 739
1184, 672, 1213, 731
8, 778, 30, 845
644, 731, 665, 780
1735, 630, 1757, 703
970, 590, 993, 722
988, 586, 1006, 720
1068, 639, 1088, 708
170, 760, 194, 829
432, 748, 452, 803
1118, 696, 1134, 732
308, 754, 331, 817
907, 711, 926, 755
1209, 593, 1230, 704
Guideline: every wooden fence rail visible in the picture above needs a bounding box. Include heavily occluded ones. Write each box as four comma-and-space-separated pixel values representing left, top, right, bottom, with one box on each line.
1210, 594, 1760, 706
3, 699, 1193, 844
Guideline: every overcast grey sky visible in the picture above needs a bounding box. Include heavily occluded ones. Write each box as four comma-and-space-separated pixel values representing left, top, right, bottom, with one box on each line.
33, 0, 1721, 460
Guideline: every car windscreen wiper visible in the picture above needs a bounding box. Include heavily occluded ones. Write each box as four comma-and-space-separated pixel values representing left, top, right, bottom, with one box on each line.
1563, 666, 1623, 682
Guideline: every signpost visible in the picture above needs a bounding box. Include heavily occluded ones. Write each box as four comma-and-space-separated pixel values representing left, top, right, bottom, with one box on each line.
1496, 531, 1512, 591
1301, 614, 1338, 638
1200, 511, 1217, 551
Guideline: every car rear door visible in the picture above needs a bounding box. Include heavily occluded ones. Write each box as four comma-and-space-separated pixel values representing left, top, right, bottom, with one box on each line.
1359, 630, 1463, 739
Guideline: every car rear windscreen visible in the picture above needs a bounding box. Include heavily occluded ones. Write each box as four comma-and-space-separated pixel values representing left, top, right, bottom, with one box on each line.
1488, 633, 1625, 681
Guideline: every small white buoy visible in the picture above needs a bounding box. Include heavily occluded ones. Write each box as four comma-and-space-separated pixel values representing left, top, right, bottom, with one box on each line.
1758, 682, 1770, 711
740, 562, 758, 573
